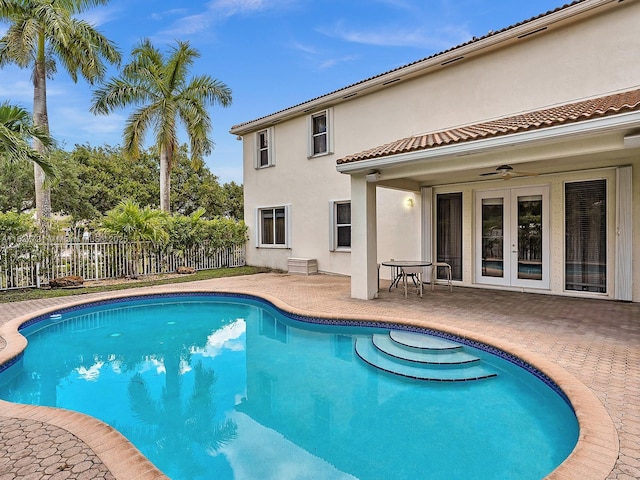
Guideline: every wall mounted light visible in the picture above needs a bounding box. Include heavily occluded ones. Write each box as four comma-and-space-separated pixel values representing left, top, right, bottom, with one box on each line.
405, 197, 414, 208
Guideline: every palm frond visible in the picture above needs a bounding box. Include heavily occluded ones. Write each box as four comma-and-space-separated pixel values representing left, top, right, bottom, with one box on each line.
0, 101, 55, 177
55, 0, 111, 16
165, 40, 198, 92
0, 19, 38, 68
122, 108, 155, 159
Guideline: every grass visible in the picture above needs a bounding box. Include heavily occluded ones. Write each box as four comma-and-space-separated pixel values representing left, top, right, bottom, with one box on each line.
0, 266, 271, 304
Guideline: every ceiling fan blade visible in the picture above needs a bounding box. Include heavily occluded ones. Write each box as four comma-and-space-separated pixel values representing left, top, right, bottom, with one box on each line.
479, 165, 538, 179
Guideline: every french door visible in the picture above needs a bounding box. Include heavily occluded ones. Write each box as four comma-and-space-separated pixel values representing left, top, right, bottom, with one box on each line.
475, 186, 550, 289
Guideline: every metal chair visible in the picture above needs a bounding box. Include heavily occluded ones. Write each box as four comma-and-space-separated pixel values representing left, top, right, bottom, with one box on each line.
401, 266, 424, 298
431, 262, 452, 292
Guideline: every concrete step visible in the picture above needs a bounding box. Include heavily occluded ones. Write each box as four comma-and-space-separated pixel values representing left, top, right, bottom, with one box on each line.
355, 337, 497, 382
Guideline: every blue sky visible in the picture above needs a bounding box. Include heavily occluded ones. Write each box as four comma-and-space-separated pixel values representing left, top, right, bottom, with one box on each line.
0, 0, 567, 185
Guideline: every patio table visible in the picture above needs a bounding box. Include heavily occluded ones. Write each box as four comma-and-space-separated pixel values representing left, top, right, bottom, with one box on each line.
381, 260, 432, 298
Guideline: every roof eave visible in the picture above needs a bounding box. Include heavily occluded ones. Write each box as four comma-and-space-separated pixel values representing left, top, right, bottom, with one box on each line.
336, 110, 640, 174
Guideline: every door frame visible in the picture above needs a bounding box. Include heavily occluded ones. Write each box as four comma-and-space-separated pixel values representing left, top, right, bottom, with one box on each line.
474, 185, 550, 289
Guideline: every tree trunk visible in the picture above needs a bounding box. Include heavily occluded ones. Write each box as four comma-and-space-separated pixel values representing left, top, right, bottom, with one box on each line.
159, 144, 171, 212
33, 33, 51, 221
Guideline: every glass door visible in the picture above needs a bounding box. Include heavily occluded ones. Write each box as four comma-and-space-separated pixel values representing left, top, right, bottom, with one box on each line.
475, 186, 549, 289
481, 195, 507, 282
513, 194, 543, 284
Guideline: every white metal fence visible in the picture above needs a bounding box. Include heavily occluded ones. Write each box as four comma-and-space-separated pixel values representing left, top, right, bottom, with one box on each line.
0, 241, 246, 290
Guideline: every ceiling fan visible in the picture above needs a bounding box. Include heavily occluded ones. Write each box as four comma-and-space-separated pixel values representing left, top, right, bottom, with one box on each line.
479, 164, 538, 180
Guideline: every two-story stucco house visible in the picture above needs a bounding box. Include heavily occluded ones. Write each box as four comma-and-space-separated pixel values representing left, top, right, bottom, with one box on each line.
230, 0, 640, 303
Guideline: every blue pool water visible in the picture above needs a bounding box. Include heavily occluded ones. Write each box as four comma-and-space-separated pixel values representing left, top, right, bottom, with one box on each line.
0, 294, 578, 480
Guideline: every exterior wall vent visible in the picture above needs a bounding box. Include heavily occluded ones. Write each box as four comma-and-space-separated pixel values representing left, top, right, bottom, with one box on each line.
441, 56, 464, 66
517, 27, 547, 39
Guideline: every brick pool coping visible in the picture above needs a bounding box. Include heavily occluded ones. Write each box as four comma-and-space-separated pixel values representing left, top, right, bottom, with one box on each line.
0, 279, 621, 479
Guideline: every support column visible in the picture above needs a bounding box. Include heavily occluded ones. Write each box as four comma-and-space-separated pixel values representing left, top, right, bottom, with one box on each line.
615, 166, 632, 301
351, 174, 378, 299
421, 187, 433, 283
421, 187, 433, 262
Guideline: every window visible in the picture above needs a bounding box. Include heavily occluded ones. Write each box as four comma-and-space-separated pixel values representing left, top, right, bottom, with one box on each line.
329, 201, 350, 250
308, 109, 333, 157
436, 193, 463, 281
255, 128, 274, 168
259, 311, 288, 343
257, 206, 289, 247
565, 179, 606, 293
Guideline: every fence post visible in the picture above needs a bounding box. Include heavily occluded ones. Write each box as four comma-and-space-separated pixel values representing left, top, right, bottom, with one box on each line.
94, 243, 99, 280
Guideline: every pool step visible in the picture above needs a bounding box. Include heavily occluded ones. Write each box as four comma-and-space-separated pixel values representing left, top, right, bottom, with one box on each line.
372, 334, 480, 366
354, 332, 497, 382
389, 330, 462, 351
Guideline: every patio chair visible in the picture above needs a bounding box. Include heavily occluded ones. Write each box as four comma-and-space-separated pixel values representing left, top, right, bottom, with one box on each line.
431, 262, 452, 292
401, 266, 424, 298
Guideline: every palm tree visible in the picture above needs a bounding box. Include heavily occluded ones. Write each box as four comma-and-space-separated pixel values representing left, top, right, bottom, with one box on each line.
0, 0, 121, 220
0, 101, 53, 177
90, 39, 232, 212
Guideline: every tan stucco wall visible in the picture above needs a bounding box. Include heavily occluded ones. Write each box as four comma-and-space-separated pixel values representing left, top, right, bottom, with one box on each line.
330, 2, 640, 160
241, 1, 640, 299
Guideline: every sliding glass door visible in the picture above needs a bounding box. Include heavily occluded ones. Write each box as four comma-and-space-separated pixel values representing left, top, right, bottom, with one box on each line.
565, 180, 606, 293
475, 186, 549, 289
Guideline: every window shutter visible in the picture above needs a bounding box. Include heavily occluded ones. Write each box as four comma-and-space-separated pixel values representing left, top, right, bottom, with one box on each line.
329, 201, 336, 251
268, 128, 275, 166
285, 204, 292, 248
254, 208, 260, 248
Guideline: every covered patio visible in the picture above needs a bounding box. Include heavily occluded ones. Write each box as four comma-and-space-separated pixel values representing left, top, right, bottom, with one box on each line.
0, 273, 638, 479
340, 89, 640, 301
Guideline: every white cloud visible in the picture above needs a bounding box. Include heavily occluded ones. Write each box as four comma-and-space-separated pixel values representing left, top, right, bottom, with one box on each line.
286, 40, 358, 72
150, 8, 190, 22
289, 41, 320, 56
79, 5, 121, 27
318, 21, 471, 50
318, 55, 358, 71
192, 319, 246, 358
0, 79, 33, 102
53, 106, 125, 137
158, 0, 299, 37
160, 13, 213, 37
76, 361, 104, 381
207, 0, 271, 17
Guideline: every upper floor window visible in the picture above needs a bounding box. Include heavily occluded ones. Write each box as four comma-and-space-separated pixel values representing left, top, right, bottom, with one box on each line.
308, 108, 333, 158
255, 128, 274, 168
329, 200, 350, 250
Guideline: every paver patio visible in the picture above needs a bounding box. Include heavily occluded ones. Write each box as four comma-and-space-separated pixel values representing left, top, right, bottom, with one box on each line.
0, 272, 638, 479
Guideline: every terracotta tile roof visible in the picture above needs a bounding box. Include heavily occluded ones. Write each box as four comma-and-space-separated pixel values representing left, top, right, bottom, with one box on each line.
336, 88, 640, 165
231, 1, 588, 132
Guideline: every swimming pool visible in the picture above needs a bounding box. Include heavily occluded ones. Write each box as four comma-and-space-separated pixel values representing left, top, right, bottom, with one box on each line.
0, 293, 578, 479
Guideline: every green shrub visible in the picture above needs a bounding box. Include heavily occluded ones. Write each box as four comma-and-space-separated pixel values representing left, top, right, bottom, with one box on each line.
0, 211, 36, 244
